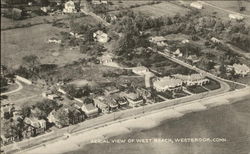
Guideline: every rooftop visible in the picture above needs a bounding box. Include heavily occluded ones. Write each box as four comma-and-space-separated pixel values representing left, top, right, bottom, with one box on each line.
173, 73, 206, 81
153, 77, 182, 89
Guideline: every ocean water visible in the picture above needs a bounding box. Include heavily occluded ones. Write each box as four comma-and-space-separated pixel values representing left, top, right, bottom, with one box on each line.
65, 99, 250, 154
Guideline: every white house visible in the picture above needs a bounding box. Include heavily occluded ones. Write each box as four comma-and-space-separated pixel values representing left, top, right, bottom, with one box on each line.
173, 49, 183, 57
153, 77, 183, 92
15, 75, 32, 85
211, 37, 221, 43
229, 14, 244, 21
93, 30, 110, 43
120, 92, 143, 108
172, 73, 209, 86
132, 66, 149, 76
81, 103, 99, 117
190, 2, 203, 9
231, 64, 250, 76
149, 36, 168, 47
182, 39, 189, 44
48, 38, 62, 44
63, 0, 76, 13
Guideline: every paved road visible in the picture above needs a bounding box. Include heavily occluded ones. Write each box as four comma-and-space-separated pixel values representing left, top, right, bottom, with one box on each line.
1, 81, 23, 96
157, 51, 247, 87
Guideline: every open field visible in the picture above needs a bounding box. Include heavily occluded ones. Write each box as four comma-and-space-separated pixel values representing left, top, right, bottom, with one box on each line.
4, 84, 43, 107
1, 15, 98, 68
179, 1, 250, 25
205, 1, 250, 15
132, 2, 190, 17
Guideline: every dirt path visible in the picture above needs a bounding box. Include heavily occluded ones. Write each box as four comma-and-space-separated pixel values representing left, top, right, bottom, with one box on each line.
0, 81, 23, 96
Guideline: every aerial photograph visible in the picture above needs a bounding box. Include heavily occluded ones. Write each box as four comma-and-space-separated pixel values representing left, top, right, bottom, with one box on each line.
1, 0, 250, 154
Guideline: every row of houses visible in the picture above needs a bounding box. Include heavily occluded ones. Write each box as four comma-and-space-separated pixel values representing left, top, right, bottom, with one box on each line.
152, 73, 209, 92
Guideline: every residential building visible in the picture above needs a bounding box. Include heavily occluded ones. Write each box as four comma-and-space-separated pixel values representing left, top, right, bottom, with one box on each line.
132, 66, 149, 76
93, 30, 110, 43
173, 49, 183, 57
48, 38, 62, 44
99, 53, 113, 64
153, 77, 183, 92
42, 91, 60, 100
172, 73, 209, 86
1, 102, 15, 119
24, 117, 46, 135
211, 37, 221, 43
120, 92, 143, 107
181, 39, 189, 44
190, 2, 203, 9
149, 36, 168, 47
15, 75, 32, 85
104, 86, 119, 95
229, 14, 244, 21
113, 95, 128, 107
229, 64, 250, 76
187, 55, 200, 63
63, 0, 76, 13
48, 106, 85, 127
79, 98, 99, 117
94, 97, 109, 113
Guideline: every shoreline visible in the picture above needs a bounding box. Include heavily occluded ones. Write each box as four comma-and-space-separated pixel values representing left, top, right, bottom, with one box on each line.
16, 87, 250, 154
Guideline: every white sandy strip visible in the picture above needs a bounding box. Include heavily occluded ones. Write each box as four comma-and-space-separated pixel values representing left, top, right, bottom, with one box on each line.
17, 87, 250, 154
173, 102, 207, 114
20, 109, 184, 154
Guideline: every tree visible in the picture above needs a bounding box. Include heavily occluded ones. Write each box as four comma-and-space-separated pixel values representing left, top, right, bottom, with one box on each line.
84, 97, 94, 104
35, 100, 59, 116
21, 105, 31, 118
54, 107, 70, 127
22, 55, 40, 76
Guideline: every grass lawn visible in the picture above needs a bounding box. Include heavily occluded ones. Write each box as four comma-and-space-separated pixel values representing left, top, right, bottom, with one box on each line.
5, 84, 44, 107
173, 90, 190, 98
202, 78, 221, 91
157, 90, 173, 99
187, 85, 208, 94
0, 83, 19, 93
133, 2, 190, 17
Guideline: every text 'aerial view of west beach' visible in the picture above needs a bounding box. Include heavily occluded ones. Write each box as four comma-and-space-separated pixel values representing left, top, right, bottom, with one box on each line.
1, 0, 250, 154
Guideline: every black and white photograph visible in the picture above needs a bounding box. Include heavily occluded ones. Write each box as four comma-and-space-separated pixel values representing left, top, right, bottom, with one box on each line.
1, 0, 250, 154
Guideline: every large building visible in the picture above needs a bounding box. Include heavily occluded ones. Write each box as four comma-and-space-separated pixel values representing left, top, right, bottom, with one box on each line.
172, 74, 209, 86
153, 77, 182, 92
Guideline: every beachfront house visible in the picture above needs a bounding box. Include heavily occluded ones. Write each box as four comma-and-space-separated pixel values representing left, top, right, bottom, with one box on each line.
81, 98, 99, 118
24, 117, 46, 136
120, 92, 143, 108
172, 74, 209, 86
113, 96, 128, 108
153, 77, 183, 92
94, 97, 109, 113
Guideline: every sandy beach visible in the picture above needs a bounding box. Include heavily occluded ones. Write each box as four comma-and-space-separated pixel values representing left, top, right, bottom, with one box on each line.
16, 87, 250, 154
